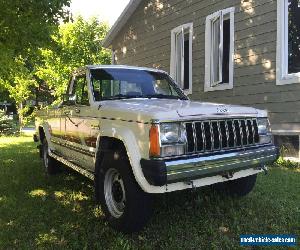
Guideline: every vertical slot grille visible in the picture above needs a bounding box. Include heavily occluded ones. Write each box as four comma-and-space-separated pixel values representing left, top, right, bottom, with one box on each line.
212, 122, 220, 150
253, 119, 259, 143
184, 118, 259, 155
247, 120, 254, 144
185, 123, 194, 153
204, 122, 212, 151
220, 121, 227, 148
195, 122, 204, 152
234, 120, 242, 147
227, 120, 235, 147
240, 120, 248, 145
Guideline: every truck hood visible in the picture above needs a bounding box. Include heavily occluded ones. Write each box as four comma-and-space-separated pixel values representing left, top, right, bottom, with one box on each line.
99, 99, 266, 122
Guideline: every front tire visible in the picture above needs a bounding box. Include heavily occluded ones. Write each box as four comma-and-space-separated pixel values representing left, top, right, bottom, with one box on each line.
42, 139, 60, 175
98, 150, 153, 233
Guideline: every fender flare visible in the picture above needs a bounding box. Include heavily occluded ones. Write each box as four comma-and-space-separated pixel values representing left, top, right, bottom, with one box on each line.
38, 122, 55, 150
94, 127, 153, 198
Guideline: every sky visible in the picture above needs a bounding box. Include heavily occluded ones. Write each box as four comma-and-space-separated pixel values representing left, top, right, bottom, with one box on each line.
70, 0, 130, 26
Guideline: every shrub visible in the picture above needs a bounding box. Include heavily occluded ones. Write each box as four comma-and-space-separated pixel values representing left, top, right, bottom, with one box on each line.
273, 155, 299, 170
0, 110, 19, 136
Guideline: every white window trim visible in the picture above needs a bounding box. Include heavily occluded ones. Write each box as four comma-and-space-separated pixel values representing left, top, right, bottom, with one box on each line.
170, 23, 193, 95
276, 1, 300, 85
204, 7, 235, 92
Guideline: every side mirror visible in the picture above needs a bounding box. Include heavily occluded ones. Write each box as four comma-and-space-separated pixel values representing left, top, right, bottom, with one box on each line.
62, 94, 76, 106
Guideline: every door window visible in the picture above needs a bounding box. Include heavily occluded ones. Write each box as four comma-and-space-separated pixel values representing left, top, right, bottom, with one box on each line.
72, 75, 89, 105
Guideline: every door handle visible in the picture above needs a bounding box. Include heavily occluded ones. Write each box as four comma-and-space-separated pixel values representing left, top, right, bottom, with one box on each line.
75, 108, 80, 113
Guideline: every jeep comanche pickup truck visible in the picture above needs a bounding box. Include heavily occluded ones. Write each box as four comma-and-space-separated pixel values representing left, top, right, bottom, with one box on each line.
34, 65, 279, 233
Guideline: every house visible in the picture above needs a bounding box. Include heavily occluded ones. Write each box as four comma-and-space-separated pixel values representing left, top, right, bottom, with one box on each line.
103, 0, 300, 159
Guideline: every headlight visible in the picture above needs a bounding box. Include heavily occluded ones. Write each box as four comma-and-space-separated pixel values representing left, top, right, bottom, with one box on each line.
257, 118, 270, 134
160, 123, 186, 145
159, 123, 186, 157
149, 123, 187, 158
259, 135, 272, 144
161, 145, 185, 157
257, 118, 272, 144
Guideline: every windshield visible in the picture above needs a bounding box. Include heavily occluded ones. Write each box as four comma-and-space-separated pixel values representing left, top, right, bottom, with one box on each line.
90, 68, 188, 101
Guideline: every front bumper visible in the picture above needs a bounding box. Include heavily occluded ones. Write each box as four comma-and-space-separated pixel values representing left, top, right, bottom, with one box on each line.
141, 145, 279, 186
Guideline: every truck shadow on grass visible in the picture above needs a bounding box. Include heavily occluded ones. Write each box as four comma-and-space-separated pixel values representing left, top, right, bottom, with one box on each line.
0, 137, 299, 249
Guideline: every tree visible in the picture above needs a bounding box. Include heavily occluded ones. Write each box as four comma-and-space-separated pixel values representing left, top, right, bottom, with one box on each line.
0, 0, 70, 77
37, 16, 111, 100
0, 0, 71, 126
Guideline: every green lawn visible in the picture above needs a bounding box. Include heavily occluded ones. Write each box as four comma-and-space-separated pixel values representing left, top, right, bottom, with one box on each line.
0, 137, 299, 249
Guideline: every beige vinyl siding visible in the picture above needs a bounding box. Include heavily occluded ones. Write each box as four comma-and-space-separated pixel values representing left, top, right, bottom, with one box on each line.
110, 0, 300, 131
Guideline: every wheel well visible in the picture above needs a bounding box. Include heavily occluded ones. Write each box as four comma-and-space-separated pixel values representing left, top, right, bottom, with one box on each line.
39, 127, 45, 142
98, 136, 127, 153
94, 137, 130, 202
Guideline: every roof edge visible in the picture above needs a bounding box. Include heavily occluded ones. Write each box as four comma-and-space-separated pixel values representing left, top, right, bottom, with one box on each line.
102, 0, 142, 48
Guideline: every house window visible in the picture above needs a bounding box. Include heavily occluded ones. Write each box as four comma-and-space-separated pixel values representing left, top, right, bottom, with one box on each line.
170, 23, 193, 94
204, 7, 235, 92
277, 0, 300, 85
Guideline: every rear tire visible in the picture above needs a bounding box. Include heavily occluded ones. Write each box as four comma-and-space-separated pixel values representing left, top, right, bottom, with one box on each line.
42, 139, 60, 175
98, 150, 153, 233
215, 174, 257, 197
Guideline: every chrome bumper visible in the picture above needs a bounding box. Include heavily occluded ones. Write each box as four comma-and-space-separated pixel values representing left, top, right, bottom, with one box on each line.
165, 145, 279, 183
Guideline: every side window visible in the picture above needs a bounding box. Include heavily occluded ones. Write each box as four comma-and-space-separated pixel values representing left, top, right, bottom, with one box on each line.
170, 23, 193, 95
204, 7, 235, 92
153, 79, 178, 96
72, 75, 89, 105
277, 0, 300, 85
92, 80, 122, 101
92, 79, 144, 100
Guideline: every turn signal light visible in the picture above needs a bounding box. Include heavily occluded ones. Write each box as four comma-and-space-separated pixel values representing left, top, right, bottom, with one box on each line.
149, 124, 160, 157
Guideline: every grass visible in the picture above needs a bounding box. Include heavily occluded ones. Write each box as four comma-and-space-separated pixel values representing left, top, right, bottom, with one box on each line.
0, 136, 299, 249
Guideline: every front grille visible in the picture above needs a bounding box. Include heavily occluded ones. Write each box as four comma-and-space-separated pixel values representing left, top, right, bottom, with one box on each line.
184, 118, 259, 154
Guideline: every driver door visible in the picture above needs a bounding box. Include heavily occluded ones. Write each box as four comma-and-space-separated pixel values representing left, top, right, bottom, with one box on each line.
62, 72, 98, 171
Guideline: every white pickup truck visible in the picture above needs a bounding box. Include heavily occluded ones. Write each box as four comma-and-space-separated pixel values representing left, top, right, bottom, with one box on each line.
34, 65, 278, 233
